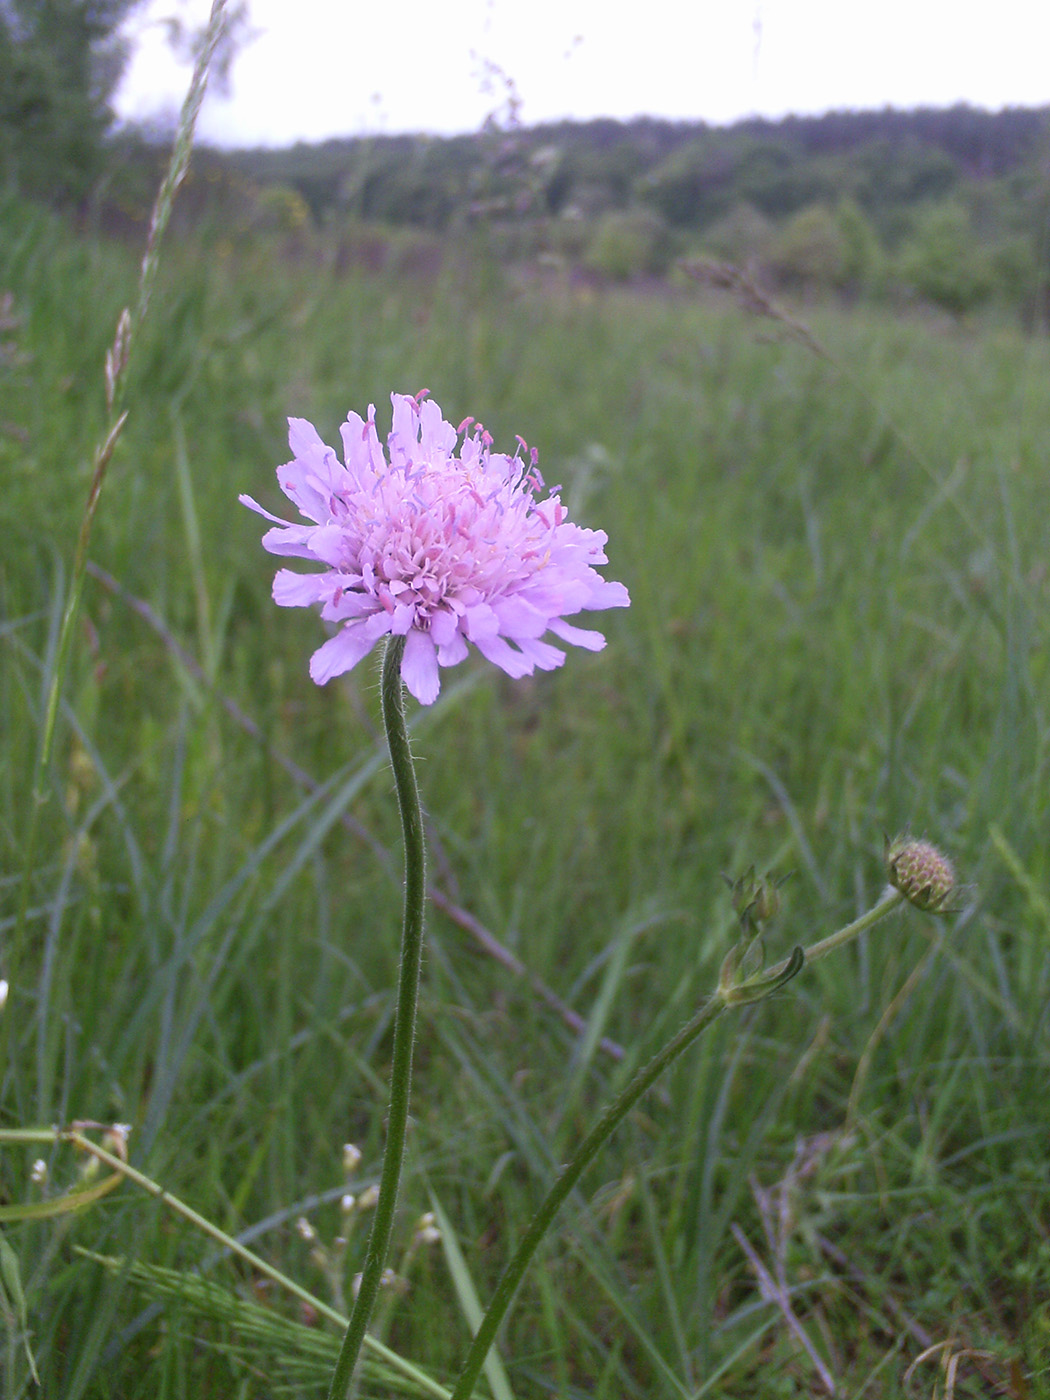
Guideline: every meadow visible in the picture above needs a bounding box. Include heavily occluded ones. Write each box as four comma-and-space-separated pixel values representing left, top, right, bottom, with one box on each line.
1, 186, 1050, 1398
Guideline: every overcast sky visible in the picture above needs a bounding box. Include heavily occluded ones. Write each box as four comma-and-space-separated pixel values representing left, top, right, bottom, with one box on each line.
114, 0, 1050, 148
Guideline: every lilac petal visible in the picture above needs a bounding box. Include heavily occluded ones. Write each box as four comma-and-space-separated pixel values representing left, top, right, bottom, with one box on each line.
287, 417, 327, 459
584, 580, 631, 610
273, 569, 338, 608
340, 409, 386, 477
309, 612, 391, 685
462, 601, 500, 641
428, 609, 459, 648
305, 523, 351, 567
401, 629, 441, 704
437, 632, 469, 667
514, 637, 566, 671
472, 633, 533, 679
391, 602, 416, 635
240, 493, 292, 527
417, 397, 457, 457
279, 426, 344, 522
320, 590, 376, 622
388, 394, 417, 467
491, 594, 550, 638
548, 619, 607, 651
260, 523, 326, 559
524, 577, 592, 614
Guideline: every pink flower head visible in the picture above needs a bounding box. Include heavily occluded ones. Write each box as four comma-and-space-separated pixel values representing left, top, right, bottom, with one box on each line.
240, 393, 630, 704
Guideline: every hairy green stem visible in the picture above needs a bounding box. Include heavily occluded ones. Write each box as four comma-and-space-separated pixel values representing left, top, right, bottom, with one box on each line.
450, 882, 908, 1398
328, 636, 427, 1400
449, 995, 728, 1400
0, 1126, 450, 1400
773, 886, 903, 973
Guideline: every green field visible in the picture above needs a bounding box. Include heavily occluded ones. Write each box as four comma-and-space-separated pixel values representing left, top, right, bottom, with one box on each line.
2, 188, 1050, 1398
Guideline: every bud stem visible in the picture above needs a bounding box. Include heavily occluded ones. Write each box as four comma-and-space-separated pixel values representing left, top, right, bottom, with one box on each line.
448, 881, 909, 1399
778, 886, 905, 972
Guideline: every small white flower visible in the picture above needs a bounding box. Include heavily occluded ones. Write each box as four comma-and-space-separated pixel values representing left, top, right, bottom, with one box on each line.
414, 1211, 441, 1244
102, 1122, 132, 1158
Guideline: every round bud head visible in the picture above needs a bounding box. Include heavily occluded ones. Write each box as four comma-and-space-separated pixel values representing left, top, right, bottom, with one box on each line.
886, 837, 955, 912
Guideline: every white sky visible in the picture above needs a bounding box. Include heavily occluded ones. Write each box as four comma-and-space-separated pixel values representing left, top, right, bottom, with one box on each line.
114, 0, 1050, 148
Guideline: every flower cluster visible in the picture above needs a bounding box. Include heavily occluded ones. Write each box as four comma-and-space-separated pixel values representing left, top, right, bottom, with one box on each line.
242, 393, 630, 704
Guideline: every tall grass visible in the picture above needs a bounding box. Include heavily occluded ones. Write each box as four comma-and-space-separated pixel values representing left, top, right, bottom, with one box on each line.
2, 194, 1049, 1397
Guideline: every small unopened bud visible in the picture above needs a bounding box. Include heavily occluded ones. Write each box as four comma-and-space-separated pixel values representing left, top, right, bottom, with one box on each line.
342, 1143, 362, 1174
295, 1216, 316, 1242
30, 1159, 47, 1185
340, 1192, 356, 1214
0, 980, 8, 1011
750, 882, 780, 923
78, 1152, 101, 1183
356, 1184, 379, 1211
886, 837, 955, 913
724, 867, 783, 927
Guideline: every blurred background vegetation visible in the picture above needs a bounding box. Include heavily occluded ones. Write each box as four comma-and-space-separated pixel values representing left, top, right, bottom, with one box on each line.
91, 105, 1050, 325
2, 0, 1050, 325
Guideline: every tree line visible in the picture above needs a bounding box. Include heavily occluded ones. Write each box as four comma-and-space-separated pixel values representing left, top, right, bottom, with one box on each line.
220, 108, 1050, 319
2, 1, 1048, 319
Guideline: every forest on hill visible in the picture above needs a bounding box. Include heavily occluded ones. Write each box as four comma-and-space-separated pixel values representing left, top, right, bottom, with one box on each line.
224, 104, 1050, 234
100, 104, 1050, 322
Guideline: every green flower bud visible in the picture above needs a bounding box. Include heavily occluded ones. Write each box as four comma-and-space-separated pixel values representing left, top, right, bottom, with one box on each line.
885, 836, 955, 913
724, 867, 783, 927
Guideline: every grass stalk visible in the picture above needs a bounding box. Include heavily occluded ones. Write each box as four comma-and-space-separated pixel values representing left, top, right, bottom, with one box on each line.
4, 0, 230, 1079
0, 1125, 450, 1400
